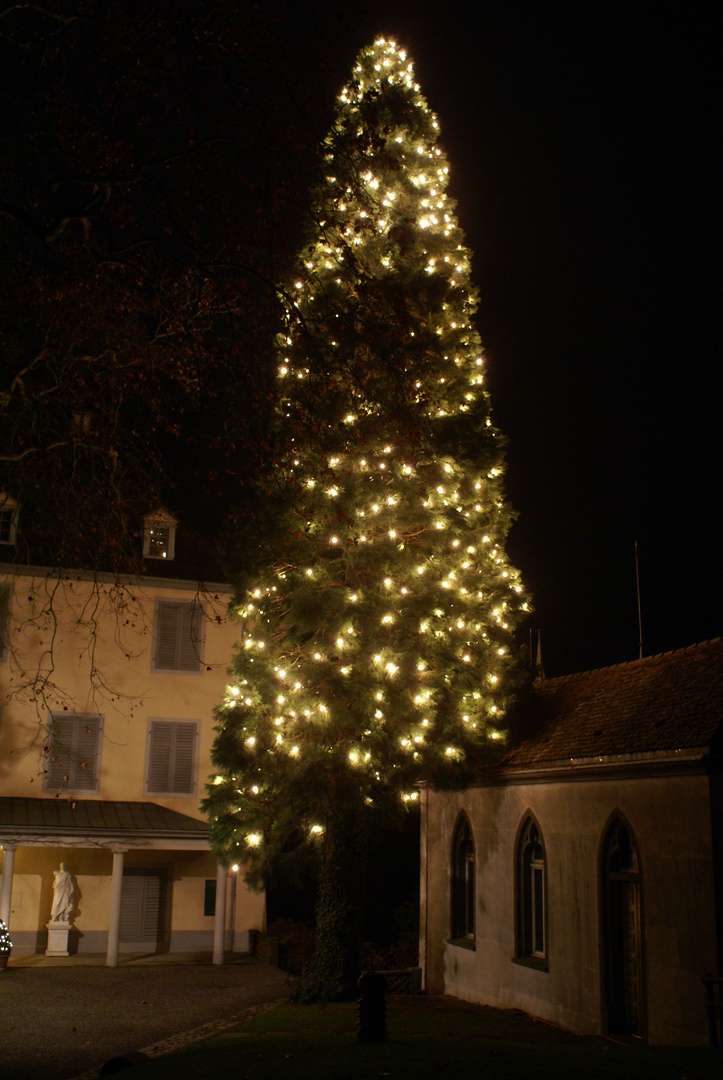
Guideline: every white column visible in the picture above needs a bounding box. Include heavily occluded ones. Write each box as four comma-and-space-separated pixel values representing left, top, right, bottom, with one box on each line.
212, 861, 227, 965
227, 869, 237, 952
0, 845, 17, 926
106, 848, 125, 967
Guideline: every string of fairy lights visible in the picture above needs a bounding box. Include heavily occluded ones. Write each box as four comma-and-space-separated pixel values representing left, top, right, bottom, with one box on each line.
208, 40, 527, 853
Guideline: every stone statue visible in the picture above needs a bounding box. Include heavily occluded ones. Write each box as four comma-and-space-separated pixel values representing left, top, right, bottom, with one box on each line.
50, 862, 74, 922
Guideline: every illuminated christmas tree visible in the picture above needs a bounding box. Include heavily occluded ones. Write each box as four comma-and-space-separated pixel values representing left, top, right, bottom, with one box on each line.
205, 38, 528, 996
0, 918, 12, 958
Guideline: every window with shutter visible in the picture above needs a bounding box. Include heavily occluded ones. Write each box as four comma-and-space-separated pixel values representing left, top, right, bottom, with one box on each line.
152, 599, 204, 672
0, 494, 19, 545
146, 719, 198, 795
0, 584, 10, 661
44, 713, 102, 792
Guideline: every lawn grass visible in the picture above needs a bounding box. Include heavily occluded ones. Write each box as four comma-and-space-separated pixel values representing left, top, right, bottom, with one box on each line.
127, 996, 721, 1080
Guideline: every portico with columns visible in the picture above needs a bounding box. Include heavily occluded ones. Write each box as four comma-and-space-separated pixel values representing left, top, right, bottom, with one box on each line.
0, 798, 262, 963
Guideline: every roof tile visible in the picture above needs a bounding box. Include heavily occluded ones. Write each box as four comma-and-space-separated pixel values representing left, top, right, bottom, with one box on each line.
506, 638, 723, 766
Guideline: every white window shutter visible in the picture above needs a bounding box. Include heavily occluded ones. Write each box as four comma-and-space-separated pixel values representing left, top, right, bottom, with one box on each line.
46, 714, 101, 791
155, 602, 181, 670
154, 601, 203, 671
148, 721, 174, 792
147, 720, 196, 794
0, 584, 10, 660
170, 722, 196, 792
178, 603, 201, 671
73, 716, 101, 789
47, 716, 75, 788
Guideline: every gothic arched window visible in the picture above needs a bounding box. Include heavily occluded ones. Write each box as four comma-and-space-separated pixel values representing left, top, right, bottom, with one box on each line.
451, 814, 475, 945
517, 815, 546, 963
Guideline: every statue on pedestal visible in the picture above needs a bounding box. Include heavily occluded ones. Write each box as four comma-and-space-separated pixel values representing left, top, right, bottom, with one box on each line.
46, 862, 75, 956
50, 862, 74, 923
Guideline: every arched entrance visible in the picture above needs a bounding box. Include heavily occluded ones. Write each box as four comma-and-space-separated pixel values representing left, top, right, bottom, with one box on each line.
601, 817, 644, 1037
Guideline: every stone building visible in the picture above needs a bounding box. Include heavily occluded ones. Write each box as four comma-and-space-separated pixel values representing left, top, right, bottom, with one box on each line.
420, 637, 723, 1045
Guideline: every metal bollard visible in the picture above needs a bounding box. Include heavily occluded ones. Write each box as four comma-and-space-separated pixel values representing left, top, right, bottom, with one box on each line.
358, 970, 387, 1042
99, 1051, 148, 1075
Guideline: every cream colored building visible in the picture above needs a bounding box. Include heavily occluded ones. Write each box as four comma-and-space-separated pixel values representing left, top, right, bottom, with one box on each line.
420, 638, 723, 1046
0, 513, 264, 963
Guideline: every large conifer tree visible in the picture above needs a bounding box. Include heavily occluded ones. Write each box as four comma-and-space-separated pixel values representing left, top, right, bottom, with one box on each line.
204, 38, 528, 996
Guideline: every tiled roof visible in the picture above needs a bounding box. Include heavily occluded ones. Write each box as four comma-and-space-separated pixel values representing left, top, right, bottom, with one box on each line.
0, 798, 210, 838
505, 637, 723, 767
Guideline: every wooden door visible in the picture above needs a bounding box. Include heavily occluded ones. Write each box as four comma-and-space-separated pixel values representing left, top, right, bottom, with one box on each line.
603, 820, 643, 1036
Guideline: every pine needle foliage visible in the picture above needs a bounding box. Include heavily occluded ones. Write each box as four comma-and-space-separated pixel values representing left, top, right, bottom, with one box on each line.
204, 39, 529, 972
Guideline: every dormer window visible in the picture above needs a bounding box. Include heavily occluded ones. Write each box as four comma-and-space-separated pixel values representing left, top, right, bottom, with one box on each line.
148, 526, 170, 558
0, 494, 19, 546
143, 510, 177, 561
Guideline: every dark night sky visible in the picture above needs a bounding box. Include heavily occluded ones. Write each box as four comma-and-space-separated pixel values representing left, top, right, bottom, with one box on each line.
307, 0, 720, 677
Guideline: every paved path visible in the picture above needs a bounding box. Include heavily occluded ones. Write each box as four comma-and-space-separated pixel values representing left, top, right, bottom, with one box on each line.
1, 954, 294, 1080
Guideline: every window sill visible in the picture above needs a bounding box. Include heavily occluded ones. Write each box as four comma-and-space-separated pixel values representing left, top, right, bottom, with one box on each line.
44, 788, 100, 796
448, 936, 476, 951
512, 955, 548, 973
145, 790, 196, 798
150, 667, 203, 676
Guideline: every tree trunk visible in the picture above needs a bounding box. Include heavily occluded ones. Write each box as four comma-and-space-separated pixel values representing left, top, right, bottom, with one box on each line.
296, 808, 361, 1001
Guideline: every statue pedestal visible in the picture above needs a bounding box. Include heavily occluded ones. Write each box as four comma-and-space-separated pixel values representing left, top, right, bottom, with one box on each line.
46, 920, 71, 956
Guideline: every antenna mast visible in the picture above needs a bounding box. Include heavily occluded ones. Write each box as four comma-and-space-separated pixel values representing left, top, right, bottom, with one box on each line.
635, 540, 643, 660
532, 629, 545, 681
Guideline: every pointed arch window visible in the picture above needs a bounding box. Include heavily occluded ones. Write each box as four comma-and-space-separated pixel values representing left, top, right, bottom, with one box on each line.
516, 815, 547, 967
451, 814, 475, 946
601, 817, 644, 1036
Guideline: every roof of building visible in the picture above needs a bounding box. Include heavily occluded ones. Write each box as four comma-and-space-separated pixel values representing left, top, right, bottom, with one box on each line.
141, 517, 228, 584
0, 798, 211, 840
504, 637, 723, 767
0, 503, 229, 587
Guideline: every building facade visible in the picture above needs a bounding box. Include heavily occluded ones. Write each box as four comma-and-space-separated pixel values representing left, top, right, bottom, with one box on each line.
0, 514, 264, 962
420, 639, 723, 1045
